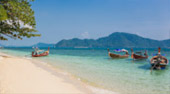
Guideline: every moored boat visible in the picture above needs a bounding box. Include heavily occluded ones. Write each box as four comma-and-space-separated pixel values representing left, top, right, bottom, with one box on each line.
150, 47, 169, 70
107, 49, 129, 59
0, 46, 3, 49
32, 47, 50, 57
131, 49, 148, 60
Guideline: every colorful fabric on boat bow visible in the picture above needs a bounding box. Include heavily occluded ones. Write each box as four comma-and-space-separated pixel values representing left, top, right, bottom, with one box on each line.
114, 49, 128, 52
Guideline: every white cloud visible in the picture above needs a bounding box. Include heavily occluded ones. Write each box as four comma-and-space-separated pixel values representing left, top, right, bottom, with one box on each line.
81, 32, 90, 39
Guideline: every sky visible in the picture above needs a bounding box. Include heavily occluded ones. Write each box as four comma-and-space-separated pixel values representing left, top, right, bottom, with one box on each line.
1, 0, 170, 46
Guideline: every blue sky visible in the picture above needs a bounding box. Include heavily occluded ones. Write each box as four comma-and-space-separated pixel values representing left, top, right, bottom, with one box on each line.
1, 0, 170, 46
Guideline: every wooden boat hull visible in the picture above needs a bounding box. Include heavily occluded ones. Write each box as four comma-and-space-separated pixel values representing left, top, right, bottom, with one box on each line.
150, 56, 169, 69
132, 54, 148, 60
32, 47, 50, 57
131, 49, 148, 60
32, 51, 49, 57
150, 48, 168, 69
108, 52, 129, 59
150, 63, 167, 69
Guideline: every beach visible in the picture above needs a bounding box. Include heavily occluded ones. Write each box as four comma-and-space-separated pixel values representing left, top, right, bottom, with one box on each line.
0, 52, 91, 94
0, 0, 169, 93
0, 48, 170, 94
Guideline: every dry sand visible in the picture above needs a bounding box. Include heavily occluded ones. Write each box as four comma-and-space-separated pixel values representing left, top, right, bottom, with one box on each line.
0, 52, 92, 93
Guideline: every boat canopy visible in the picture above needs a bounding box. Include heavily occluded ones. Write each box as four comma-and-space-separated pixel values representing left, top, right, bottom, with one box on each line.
35, 50, 45, 53
32, 47, 45, 53
114, 49, 128, 52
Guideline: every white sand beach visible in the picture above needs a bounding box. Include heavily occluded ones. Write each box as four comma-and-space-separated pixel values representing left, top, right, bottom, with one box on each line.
0, 52, 92, 93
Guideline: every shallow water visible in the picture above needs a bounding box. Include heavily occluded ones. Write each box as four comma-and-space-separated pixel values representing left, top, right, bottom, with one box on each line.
1, 47, 170, 94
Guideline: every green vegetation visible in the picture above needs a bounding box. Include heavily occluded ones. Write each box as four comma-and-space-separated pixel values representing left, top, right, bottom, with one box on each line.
55, 32, 170, 48
0, 5, 7, 20
0, 0, 40, 40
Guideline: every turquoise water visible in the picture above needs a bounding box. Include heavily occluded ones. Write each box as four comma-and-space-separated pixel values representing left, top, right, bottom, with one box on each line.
1, 48, 170, 94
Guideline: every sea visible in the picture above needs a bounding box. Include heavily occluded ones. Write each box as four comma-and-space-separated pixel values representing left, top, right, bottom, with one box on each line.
0, 47, 170, 94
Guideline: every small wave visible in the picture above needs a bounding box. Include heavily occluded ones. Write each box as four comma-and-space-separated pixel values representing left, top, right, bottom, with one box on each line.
23, 57, 32, 60
87, 85, 119, 94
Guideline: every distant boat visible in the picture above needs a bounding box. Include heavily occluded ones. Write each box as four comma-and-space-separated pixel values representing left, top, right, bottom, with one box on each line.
32, 47, 49, 57
150, 47, 169, 70
107, 48, 129, 59
131, 49, 148, 60
0, 46, 3, 49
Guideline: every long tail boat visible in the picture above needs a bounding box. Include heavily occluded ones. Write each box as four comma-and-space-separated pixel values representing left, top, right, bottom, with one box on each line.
0, 46, 3, 49
150, 47, 169, 70
131, 49, 148, 60
107, 49, 129, 59
32, 47, 50, 57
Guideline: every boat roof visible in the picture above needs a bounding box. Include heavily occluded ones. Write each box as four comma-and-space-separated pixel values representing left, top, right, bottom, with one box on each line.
114, 49, 128, 52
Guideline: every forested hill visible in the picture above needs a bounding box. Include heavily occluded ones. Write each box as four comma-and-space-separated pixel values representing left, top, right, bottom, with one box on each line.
55, 32, 170, 48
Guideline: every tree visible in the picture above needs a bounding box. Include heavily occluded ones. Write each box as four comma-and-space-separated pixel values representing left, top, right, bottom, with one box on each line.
0, 5, 7, 21
0, 0, 40, 40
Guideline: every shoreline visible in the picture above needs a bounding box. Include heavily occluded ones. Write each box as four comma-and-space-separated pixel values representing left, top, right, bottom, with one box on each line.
0, 51, 118, 94
0, 52, 92, 93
